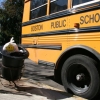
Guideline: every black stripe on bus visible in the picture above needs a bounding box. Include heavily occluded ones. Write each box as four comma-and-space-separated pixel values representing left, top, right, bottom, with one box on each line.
22, 2, 100, 26
21, 44, 62, 50
22, 26, 100, 38
38, 60, 55, 67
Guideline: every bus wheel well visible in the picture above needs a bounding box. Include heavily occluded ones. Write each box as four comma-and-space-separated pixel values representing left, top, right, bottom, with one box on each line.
54, 48, 100, 82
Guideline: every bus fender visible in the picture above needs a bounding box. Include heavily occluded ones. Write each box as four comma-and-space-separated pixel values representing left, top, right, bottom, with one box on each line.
55, 45, 100, 69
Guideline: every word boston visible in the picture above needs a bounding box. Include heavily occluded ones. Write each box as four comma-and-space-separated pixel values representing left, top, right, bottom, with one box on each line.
31, 24, 43, 32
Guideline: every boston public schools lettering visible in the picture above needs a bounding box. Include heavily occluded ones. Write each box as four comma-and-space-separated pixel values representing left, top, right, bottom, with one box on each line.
51, 19, 66, 29
80, 13, 100, 24
31, 24, 43, 32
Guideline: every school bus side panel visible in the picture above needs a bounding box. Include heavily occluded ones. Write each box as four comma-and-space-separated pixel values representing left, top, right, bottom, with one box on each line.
22, 9, 100, 63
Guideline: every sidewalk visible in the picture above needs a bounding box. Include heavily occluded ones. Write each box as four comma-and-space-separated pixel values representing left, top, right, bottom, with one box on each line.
0, 57, 87, 100
0, 76, 87, 100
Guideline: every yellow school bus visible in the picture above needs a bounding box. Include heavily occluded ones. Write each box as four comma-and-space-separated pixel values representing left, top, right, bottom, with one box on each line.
22, 0, 100, 99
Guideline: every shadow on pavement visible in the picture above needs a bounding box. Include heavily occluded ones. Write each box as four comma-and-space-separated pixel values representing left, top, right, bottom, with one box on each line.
0, 84, 73, 100
18, 86, 72, 99
24, 60, 55, 82
0, 59, 72, 100
23, 59, 64, 91
46, 75, 62, 85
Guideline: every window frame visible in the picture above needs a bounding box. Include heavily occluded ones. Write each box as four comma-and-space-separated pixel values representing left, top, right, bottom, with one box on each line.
30, 0, 48, 20
72, 0, 100, 8
49, 0, 68, 15
30, 0, 69, 20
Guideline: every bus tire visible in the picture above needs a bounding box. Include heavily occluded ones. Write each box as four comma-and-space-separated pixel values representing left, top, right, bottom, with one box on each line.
61, 55, 100, 99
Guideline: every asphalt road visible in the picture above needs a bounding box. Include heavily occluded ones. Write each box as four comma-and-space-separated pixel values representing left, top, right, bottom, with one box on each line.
23, 59, 65, 91
23, 59, 100, 100
0, 58, 87, 100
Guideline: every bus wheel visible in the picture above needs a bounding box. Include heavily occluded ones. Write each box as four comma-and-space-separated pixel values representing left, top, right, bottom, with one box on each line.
61, 55, 100, 99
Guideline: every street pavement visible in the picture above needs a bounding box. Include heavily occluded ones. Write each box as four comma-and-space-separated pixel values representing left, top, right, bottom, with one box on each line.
0, 73, 87, 100
24, 59, 65, 91
0, 58, 88, 100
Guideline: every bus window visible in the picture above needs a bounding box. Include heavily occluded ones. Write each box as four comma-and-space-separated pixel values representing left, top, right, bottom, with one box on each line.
30, 0, 47, 19
50, 0, 68, 14
31, 0, 47, 9
73, 0, 99, 8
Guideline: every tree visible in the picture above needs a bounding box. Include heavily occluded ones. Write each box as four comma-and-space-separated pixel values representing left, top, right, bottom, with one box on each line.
0, 0, 24, 45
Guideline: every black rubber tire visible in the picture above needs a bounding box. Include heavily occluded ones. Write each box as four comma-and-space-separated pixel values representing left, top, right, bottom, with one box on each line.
61, 55, 100, 100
